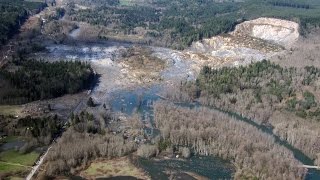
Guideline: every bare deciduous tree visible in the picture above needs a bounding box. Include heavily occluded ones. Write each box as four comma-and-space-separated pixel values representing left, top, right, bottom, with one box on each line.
154, 101, 307, 179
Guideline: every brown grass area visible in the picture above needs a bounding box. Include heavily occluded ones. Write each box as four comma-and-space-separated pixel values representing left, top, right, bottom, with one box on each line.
0, 105, 23, 116
80, 156, 150, 180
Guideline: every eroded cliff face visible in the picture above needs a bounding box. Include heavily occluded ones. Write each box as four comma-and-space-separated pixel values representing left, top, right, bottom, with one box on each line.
187, 18, 299, 67
231, 18, 300, 47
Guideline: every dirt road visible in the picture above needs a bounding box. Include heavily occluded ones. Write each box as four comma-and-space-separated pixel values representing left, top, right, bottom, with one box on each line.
26, 147, 52, 180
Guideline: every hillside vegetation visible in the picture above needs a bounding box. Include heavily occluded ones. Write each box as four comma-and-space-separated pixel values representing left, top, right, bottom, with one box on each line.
0, 60, 94, 104
67, 0, 320, 49
0, 0, 46, 45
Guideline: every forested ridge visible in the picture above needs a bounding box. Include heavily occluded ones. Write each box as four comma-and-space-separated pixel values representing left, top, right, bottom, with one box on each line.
0, 0, 46, 45
67, 0, 240, 49
0, 59, 94, 104
66, 0, 320, 48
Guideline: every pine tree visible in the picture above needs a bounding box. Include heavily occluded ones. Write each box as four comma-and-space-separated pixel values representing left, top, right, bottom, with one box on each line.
87, 97, 95, 107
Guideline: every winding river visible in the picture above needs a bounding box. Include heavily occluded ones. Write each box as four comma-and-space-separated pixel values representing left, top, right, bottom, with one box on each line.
109, 85, 320, 180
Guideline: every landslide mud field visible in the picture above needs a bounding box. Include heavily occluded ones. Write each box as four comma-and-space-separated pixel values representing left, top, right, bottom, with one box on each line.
36, 18, 301, 111
42, 42, 197, 99
42, 18, 299, 88
35, 17, 300, 142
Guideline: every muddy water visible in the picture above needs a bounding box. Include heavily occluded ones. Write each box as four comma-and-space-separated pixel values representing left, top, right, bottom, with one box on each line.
109, 86, 160, 136
109, 86, 160, 116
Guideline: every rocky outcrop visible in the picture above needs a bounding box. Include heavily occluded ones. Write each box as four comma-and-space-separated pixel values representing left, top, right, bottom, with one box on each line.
231, 17, 299, 47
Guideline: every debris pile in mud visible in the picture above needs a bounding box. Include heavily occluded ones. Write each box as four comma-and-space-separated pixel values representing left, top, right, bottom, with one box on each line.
119, 47, 166, 83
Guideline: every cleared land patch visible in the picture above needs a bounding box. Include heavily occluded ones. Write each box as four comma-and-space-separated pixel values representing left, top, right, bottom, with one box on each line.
0, 150, 39, 175
0, 150, 39, 166
80, 157, 150, 179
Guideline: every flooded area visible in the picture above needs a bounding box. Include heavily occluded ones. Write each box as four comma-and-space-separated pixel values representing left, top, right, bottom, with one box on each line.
138, 156, 234, 180
109, 86, 160, 116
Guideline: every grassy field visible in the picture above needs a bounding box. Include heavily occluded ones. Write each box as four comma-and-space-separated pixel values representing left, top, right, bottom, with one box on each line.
81, 157, 150, 179
0, 136, 21, 144
0, 150, 39, 166
0, 105, 23, 116
0, 150, 39, 175
9, 177, 24, 180
0, 162, 26, 174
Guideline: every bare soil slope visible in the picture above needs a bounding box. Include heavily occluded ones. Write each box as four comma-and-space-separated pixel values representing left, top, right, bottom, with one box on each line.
188, 17, 299, 67
231, 17, 299, 47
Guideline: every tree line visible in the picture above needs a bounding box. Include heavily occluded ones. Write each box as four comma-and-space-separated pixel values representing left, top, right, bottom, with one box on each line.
0, 114, 62, 153
153, 101, 306, 179
168, 60, 320, 167
0, 59, 94, 105
42, 111, 137, 177
65, 0, 320, 49
66, 0, 240, 49
0, 0, 46, 45
269, 0, 311, 9
195, 60, 320, 120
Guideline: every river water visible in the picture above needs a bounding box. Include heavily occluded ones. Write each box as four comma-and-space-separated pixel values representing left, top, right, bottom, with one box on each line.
138, 156, 234, 180
108, 86, 235, 179
109, 85, 320, 180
